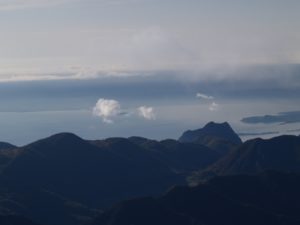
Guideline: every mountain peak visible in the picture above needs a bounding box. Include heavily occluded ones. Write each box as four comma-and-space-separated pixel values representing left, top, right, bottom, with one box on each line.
0, 142, 17, 150
204, 121, 230, 129
24, 132, 88, 152
44, 132, 84, 144
178, 122, 242, 145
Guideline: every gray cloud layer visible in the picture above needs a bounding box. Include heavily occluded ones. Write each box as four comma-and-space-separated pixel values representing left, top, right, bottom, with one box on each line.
0, 0, 77, 10
241, 111, 300, 124
238, 131, 280, 137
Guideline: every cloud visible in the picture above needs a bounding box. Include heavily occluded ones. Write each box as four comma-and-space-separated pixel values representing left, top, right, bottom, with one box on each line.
238, 131, 280, 137
287, 128, 300, 133
196, 92, 219, 112
0, 0, 146, 10
209, 102, 219, 111
122, 26, 194, 70
92, 99, 156, 123
138, 106, 156, 120
196, 92, 214, 100
0, 0, 78, 10
93, 98, 121, 123
0, 1, 299, 73
241, 111, 300, 124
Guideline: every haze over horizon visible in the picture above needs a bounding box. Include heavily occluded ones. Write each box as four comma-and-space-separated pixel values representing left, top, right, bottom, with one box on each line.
0, 0, 299, 144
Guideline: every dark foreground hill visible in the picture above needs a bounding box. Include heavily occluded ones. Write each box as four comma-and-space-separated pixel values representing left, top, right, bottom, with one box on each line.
91, 171, 300, 225
0, 215, 40, 225
190, 135, 300, 183
127, 137, 220, 172
0, 142, 16, 150
0, 127, 224, 225
1, 122, 296, 225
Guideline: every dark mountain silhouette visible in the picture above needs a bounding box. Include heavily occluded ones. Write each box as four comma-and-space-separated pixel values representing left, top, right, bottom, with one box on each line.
0, 132, 223, 225
179, 121, 242, 144
91, 171, 300, 225
0, 183, 100, 225
0, 142, 16, 150
0, 143, 19, 169
1, 124, 299, 225
191, 135, 300, 183
194, 135, 239, 155
0, 215, 40, 225
128, 137, 221, 173
0, 133, 183, 224
178, 122, 242, 155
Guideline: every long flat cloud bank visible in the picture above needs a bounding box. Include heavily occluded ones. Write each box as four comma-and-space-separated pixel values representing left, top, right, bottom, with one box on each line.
0, 64, 300, 83
242, 111, 300, 124
0, 65, 299, 102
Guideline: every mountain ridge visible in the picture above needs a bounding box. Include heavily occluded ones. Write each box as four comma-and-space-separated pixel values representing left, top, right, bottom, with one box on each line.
190, 134, 300, 184
0, 123, 230, 225
0, 122, 298, 225
91, 171, 300, 225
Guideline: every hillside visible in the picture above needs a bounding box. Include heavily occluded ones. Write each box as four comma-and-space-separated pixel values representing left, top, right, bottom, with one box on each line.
0, 128, 224, 225
91, 171, 300, 225
190, 135, 300, 183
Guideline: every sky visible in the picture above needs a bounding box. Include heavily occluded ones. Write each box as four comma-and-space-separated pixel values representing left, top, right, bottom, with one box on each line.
0, 0, 299, 145
0, 0, 300, 75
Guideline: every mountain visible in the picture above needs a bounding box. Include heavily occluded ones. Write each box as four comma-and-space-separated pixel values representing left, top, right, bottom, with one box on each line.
0, 142, 16, 150
128, 137, 221, 173
0, 183, 100, 225
0, 142, 19, 170
2, 125, 297, 225
0, 215, 41, 225
91, 171, 300, 225
191, 135, 300, 183
0, 132, 223, 225
178, 122, 242, 154
0, 133, 182, 224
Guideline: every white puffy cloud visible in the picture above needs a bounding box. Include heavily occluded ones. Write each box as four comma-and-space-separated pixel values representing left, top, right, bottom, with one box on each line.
93, 99, 156, 123
209, 102, 219, 111
196, 92, 214, 100
138, 106, 156, 120
93, 98, 121, 123
196, 92, 219, 111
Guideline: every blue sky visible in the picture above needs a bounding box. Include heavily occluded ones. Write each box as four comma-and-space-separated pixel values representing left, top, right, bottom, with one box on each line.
0, 0, 299, 144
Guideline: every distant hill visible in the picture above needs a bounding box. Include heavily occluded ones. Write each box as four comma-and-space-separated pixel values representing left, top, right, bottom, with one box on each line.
0, 142, 19, 170
178, 122, 242, 155
0, 142, 16, 150
91, 171, 300, 225
1, 124, 298, 225
190, 135, 300, 183
0, 132, 222, 225
128, 137, 221, 173
0, 133, 181, 224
